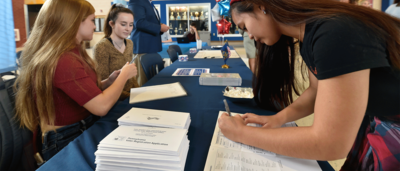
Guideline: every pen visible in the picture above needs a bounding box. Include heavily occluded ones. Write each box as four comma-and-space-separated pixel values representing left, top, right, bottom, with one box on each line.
130, 54, 139, 64
223, 99, 232, 116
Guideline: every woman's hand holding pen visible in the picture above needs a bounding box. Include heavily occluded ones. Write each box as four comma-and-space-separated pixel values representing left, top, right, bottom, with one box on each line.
241, 113, 285, 129
218, 113, 246, 142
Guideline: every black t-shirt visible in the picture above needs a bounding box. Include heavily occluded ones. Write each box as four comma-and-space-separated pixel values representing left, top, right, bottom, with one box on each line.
300, 16, 400, 117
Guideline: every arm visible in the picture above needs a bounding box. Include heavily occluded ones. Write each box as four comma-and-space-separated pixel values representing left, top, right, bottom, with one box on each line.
162, 39, 172, 43
162, 32, 172, 43
243, 69, 318, 127
84, 63, 137, 116
193, 28, 200, 40
248, 58, 256, 73
130, 4, 161, 36
219, 69, 369, 160
276, 69, 318, 123
195, 31, 200, 40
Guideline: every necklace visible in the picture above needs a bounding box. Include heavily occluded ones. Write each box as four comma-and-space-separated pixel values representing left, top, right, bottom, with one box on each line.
113, 39, 123, 49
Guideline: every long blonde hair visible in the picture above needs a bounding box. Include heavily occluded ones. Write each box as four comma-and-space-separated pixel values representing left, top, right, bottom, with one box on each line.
15, 0, 98, 131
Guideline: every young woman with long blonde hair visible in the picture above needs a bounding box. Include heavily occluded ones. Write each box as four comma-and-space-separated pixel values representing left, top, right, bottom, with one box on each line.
15, 0, 137, 162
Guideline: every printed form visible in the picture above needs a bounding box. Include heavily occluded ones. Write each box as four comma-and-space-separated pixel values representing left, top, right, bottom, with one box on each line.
204, 111, 321, 171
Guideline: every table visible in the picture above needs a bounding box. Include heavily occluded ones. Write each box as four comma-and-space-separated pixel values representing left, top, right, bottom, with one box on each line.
37, 50, 334, 171
160, 42, 208, 58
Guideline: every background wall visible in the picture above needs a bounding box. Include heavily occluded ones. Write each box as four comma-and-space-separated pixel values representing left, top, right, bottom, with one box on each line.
87, 0, 243, 42
152, 0, 242, 41
14, 0, 394, 48
13, 0, 27, 48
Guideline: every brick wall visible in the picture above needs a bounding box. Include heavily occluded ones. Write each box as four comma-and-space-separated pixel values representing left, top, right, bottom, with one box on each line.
13, 0, 26, 48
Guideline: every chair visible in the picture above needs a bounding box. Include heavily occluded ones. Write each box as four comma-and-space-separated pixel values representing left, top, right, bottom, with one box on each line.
167, 48, 178, 63
16, 51, 22, 69
140, 53, 165, 80
0, 73, 36, 170
16, 51, 22, 59
168, 45, 182, 55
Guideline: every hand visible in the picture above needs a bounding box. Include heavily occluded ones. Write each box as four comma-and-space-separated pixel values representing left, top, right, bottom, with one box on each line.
120, 62, 137, 79
218, 113, 246, 142
190, 26, 197, 32
241, 113, 285, 129
107, 70, 121, 84
161, 24, 169, 32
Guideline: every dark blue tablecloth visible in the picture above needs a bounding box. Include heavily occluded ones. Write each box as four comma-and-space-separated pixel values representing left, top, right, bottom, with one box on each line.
37, 51, 334, 171
160, 42, 208, 58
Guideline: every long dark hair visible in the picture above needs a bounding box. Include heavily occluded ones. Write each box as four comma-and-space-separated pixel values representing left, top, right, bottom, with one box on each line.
230, 0, 400, 111
395, 0, 400, 6
104, 4, 134, 38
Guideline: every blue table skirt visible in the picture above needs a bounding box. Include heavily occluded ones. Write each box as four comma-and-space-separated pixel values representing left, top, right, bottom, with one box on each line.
159, 42, 208, 58
37, 53, 334, 171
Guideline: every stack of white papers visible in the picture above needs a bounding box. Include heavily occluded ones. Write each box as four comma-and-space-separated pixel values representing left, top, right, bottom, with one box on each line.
129, 82, 187, 104
95, 126, 190, 171
118, 107, 191, 129
204, 111, 322, 171
194, 50, 241, 58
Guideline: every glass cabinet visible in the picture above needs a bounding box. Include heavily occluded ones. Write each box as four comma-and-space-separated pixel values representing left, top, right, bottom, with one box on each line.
166, 3, 211, 37
217, 15, 241, 37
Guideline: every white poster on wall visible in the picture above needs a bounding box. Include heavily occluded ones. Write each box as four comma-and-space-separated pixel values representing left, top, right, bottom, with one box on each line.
14, 29, 20, 41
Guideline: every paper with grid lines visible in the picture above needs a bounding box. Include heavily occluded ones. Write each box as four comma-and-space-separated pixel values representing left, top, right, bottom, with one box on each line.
204, 111, 321, 171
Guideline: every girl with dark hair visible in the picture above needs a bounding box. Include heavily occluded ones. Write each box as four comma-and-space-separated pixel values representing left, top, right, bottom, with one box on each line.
218, 0, 400, 170
94, 4, 139, 100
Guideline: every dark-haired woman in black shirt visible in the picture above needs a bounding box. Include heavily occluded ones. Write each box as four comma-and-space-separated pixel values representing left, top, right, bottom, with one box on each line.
218, 0, 400, 170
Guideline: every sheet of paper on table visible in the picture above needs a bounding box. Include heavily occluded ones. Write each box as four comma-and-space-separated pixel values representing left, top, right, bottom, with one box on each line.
118, 107, 191, 129
129, 82, 187, 104
95, 126, 189, 171
194, 50, 240, 58
204, 111, 322, 171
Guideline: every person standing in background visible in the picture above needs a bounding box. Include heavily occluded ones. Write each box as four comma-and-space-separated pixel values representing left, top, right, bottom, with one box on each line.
386, 0, 400, 19
183, 22, 200, 42
94, 4, 139, 100
239, 28, 257, 73
128, 0, 169, 86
